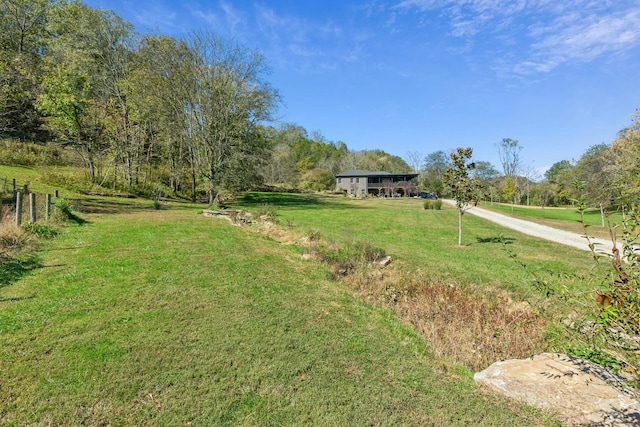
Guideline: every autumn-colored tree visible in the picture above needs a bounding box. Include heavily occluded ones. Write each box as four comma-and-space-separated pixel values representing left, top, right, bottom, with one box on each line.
501, 176, 516, 204
443, 147, 483, 245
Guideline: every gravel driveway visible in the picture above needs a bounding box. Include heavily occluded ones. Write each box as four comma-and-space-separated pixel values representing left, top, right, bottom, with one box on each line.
442, 200, 611, 252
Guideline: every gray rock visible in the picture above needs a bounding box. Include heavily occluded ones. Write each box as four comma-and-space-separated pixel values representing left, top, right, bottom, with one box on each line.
475, 353, 640, 426
378, 256, 392, 267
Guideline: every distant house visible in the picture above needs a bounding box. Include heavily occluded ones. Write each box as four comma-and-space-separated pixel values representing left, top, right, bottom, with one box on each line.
335, 170, 419, 197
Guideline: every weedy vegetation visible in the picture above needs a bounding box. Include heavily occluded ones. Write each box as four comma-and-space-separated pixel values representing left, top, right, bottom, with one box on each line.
511, 193, 640, 385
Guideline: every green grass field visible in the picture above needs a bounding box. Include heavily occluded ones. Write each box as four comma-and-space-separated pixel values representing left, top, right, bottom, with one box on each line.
0, 202, 561, 425
1, 165, 603, 424
235, 193, 597, 301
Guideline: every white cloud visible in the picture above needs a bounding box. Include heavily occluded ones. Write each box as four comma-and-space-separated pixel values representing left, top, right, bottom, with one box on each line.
130, 5, 178, 32
249, 4, 373, 72
393, 0, 640, 75
188, 1, 250, 40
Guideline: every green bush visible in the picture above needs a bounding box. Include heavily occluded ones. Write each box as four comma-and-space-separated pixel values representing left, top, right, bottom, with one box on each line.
522, 193, 640, 384
39, 169, 91, 193
255, 203, 278, 221
22, 222, 59, 239
0, 140, 66, 167
53, 198, 85, 224
317, 239, 386, 275
423, 199, 442, 210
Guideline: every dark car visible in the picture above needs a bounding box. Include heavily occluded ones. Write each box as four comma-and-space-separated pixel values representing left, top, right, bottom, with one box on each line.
418, 192, 438, 199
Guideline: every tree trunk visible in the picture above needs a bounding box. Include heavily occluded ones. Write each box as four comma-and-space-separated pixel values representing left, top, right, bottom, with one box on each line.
458, 209, 463, 246
600, 203, 605, 227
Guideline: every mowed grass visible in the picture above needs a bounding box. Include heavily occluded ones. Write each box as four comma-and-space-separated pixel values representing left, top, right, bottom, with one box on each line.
0, 207, 559, 425
237, 193, 598, 302
477, 201, 622, 240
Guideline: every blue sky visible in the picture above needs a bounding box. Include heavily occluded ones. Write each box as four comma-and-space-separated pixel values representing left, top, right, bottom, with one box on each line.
83, 0, 640, 176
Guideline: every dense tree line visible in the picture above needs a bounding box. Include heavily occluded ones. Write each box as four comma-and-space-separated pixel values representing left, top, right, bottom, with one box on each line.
0, 0, 410, 201
541, 111, 640, 215
417, 110, 640, 213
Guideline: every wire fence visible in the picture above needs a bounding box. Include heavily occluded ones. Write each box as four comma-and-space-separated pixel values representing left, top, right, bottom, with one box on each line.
0, 176, 59, 227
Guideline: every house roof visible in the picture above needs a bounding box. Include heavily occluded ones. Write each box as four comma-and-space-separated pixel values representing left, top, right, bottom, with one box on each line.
336, 170, 418, 179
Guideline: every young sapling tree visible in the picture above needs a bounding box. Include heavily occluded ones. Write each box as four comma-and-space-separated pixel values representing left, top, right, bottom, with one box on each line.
443, 147, 483, 245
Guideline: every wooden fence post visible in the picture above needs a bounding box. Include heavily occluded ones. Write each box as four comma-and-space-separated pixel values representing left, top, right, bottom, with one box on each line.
46, 194, 51, 222
12, 178, 16, 199
30, 193, 36, 223
15, 191, 22, 227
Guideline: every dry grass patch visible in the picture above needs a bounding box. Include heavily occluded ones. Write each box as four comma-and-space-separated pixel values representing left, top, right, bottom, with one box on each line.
362, 279, 545, 371
0, 209, 34, 259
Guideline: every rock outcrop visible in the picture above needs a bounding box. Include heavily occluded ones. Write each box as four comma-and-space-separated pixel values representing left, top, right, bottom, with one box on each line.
475, 353, 640, 426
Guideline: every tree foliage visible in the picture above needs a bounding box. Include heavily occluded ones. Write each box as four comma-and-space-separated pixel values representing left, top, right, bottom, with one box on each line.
443, 147, 483, 245
420, 150, 450, 195
610, 110, 640, 200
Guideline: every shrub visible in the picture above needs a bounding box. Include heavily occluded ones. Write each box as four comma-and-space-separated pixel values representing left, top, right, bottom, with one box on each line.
255, 203, 278, 221
152, 186, 164, 210
0, 140, 66, 167
518, 192, 640, 384
304, 228, 321, 242
0, 222, 33, 258
22, 222, 59, 239
423, 199, 442, 210
316, 238, 386, 275
53, 198, 85, 224
579, 202, 640, 381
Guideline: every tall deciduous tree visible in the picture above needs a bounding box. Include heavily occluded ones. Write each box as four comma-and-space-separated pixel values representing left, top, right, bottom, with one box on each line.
571, 143, 614, 225
443, 147, 482, 245
420, 150, 450, 195
471, 160, 501, 203
134, 35, 197, 197
183, 32, 279, 204
497, 138, 521, 203
0, 0, 49, 139
404, 150, 423, 173
38, 1, 111, 181
544, 159, 573, 205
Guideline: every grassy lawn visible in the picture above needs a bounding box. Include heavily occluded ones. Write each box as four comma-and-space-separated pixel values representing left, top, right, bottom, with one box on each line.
236, 193, 598, 302
0, 202, 560, 425
0, 165, 78, 199
476, 201, 621, 240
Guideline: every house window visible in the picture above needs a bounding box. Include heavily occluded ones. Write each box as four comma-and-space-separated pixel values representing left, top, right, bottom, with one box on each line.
350, 178, 354, 183
356, 178, 360, 183
338, 178, 342, 184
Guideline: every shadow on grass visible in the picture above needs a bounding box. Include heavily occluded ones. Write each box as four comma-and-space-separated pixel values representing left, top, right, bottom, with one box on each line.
0, 254, 41, 289
236, 192, 367, 210
65, 191, 366, 217
476, 236, 515, 244
71, 197, 148, 215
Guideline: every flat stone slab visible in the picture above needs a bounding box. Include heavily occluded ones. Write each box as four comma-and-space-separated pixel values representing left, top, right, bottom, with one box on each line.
475, 353, 640, 426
